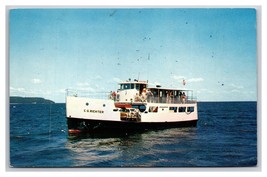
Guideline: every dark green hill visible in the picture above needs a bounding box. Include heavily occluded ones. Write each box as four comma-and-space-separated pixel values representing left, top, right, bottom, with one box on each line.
10, 96, 55, 104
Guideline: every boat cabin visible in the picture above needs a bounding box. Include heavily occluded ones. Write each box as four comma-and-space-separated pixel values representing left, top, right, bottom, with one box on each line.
115, 79, 195, 104
119, 80, 147, 95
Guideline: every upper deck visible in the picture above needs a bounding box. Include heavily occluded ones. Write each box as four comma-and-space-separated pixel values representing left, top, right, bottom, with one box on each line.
116, 79, 196, 104
66, 79, 197, 104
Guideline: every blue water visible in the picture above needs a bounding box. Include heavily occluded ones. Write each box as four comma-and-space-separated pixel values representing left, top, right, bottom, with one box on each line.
9, 102, 257, 167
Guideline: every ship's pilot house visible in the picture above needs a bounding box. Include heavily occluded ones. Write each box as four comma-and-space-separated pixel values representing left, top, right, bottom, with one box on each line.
117, 79, 148, 102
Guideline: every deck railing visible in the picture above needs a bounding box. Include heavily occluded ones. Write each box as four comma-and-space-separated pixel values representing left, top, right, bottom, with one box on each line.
66, 89, 110, 100
66, 89, 197, 104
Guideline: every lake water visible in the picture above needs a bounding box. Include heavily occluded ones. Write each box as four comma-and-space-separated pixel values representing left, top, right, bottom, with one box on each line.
9, 102, 257, 167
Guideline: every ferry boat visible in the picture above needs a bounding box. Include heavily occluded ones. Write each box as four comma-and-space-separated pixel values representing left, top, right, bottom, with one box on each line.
66, 79, 198, 134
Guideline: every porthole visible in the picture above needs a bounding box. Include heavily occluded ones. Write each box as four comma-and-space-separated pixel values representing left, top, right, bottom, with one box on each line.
86, 102, 89, 106
103, 104, 106, 107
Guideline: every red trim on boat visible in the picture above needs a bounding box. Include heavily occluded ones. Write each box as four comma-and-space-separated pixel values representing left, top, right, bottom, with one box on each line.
68, 129, 82, 134
114, 103, 132, 108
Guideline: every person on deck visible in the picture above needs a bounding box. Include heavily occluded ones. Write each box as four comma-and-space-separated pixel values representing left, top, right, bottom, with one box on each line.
181, 92, 186, 104
167, 91, 173, 103
141, 88, 147, 102
134, 93, 141, 102
146, 89, 154, 103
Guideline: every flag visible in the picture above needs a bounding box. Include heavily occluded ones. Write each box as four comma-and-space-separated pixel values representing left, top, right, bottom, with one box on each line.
182, 79, 186, 86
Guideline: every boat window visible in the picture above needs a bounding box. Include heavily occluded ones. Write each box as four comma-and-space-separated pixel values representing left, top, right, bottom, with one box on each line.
120, 84, 131, 90
132, 105, 146, 112
149, 106, 158, 113
178, 107, 186, 112
119, 108, 126, 112
139, 84, 147, 93
131, 84, 134, 89
187, 106, 194, 112
152, 90, 158, 96
169, 107, 177, 113
136, 84, 140, 90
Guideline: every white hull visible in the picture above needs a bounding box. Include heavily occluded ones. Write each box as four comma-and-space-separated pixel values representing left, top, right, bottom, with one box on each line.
66, 96, 198, 123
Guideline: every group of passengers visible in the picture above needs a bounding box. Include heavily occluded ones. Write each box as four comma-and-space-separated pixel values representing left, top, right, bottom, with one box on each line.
110, 88, 187, 103
134, 88, 153, 102
166, 91, 186, 103
135, 88, 187, 103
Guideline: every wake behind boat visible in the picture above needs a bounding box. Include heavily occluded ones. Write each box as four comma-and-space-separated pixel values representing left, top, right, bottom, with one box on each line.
66, 79, 198, 134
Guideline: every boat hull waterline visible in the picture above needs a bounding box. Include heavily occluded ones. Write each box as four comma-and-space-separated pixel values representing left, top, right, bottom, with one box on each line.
67, 117, 198, 134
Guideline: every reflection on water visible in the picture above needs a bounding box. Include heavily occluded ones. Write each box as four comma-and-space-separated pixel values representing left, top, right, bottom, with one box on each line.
65, 138, 121, 166
65, 127, 197, 167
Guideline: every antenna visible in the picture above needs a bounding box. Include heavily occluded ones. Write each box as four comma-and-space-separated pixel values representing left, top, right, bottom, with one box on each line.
138, 72, 140, 80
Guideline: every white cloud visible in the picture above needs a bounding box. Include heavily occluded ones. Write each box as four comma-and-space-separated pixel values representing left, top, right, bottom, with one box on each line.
197, 88, 214, 94
95, 75, 103, 80
171, 75, 204, 83
31, 78, 42, 84
187, 77, 204, 83
231, 89, 241, 93
171, 75, 185, 81
10, 86, 43, 97
10, 87, 26, 93
76, 87, 96, 92
230, 83, 244, 89
76, 82, 90, 87
74, 82, 96, 92
112, 77, 122, 83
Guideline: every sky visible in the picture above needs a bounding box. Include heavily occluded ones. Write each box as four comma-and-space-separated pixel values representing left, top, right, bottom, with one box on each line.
9, 8, 257, 103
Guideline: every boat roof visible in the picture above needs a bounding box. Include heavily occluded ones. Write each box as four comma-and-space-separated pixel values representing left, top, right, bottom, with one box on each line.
119, 80, 148, 84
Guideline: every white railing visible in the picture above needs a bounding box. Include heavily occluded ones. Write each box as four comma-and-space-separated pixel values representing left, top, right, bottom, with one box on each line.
66, 89, 111, 100
66, 89, 197, 104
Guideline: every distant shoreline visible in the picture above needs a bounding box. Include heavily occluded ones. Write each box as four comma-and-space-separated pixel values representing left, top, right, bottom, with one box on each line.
10, 96, 55, 104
